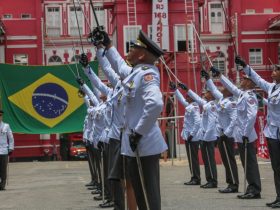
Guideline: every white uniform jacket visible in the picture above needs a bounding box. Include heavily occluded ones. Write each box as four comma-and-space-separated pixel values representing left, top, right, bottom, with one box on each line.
220, 75, 258, 143
187, 89, 218, 141
244, 66, 280, 140
206, 79, 237, 138
0, 122, 14, 155
121, 64, 167, 157
174, 89, 201, 141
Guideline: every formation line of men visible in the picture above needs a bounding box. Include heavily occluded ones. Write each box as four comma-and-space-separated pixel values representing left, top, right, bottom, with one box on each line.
169, 57, 280, 209
78, 28, 280, 210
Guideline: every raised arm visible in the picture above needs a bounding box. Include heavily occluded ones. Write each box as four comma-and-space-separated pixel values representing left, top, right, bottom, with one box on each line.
81, 83, 99, 106
220, 75, 242, 97
96, 48, 120, 88
187, 89, 207, 106
174, 89, 189, 107
83, 65, 111, 96
105, 46, 132, 79
206, 79, 223, 100
235, 56, 273, 93
243, 66, 272, 93
83, 95, 90, 108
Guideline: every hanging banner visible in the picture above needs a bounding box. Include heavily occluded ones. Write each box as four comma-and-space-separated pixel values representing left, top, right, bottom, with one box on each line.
152, 0, 169, 51
0, 62, 98, 134
256, 114, 269, 159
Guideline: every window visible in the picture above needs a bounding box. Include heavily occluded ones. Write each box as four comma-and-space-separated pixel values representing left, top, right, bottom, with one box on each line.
69, 6, 83, 36
174, 25, 186, 52
14, 54, 28, 65
46, 7, 61, 37
249, 48, 262, 65
246, 9, 255, 14
21, 14, 31, 19
48, 55, 62, 65
123, 25, 142, 54
212, 52, 225, 72
3, 14, 12, 19
264, 8, 273, 14
91, 7, 105, 29
210, 4, 223, 34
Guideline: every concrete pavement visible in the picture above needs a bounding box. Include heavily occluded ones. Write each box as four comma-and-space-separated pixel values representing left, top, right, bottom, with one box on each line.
0, 158, 275, 210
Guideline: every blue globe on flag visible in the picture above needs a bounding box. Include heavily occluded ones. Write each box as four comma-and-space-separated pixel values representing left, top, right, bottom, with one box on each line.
32, 83, 69, 119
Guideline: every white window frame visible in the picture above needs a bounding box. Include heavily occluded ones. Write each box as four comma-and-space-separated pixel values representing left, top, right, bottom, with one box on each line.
3, 14, 12, 19
45, 6, 62, 37
208, 3, 224, 34
68, 4, 85, 36
249, 48, 263, 65
13, 54, 28, 65
264, 8, 273, 14
174, 24, 186, 52
213, 53, 225, 73
123, 25, 142, 55
246, 9, 255, 14
90, 6, 107, 31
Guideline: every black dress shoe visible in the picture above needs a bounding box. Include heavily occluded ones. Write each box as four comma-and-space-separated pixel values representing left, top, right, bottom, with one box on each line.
91, 189, 101, 195
201, 182, 217, 189
93, 194, 109, 201
237, 193, 261, 199
267, 200, 280, 207
200, 183, 208, 188
219, 187, 238, 193
85, 181, 94, 187
99, 200, 114, 208
87, 185, 98, 190
184, 180, 201, 185
271, 201, 280, 208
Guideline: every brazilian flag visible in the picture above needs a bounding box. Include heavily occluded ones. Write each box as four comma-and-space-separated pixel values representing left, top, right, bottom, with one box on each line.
0, 62, 98, 134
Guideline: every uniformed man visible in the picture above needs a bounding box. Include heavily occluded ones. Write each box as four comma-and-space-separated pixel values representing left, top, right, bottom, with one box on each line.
0, 110, 14, 190
178, 82, 218, 188
80, 89, 99, 190
77, 76, 114, 208
169, 82, 201, 185
201, 69, 239, 193
91, 29, 167, 210
236, 56, 280, 206
210, 66, 261, 199
80, 51, 128, 210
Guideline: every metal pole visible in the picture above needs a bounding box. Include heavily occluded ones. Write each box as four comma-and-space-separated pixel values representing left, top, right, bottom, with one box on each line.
222, 140, 235, 185
135, 149, 150, 210
235, 12, 240, 85
101, 149, 105, 203
171, 120, 175, 166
